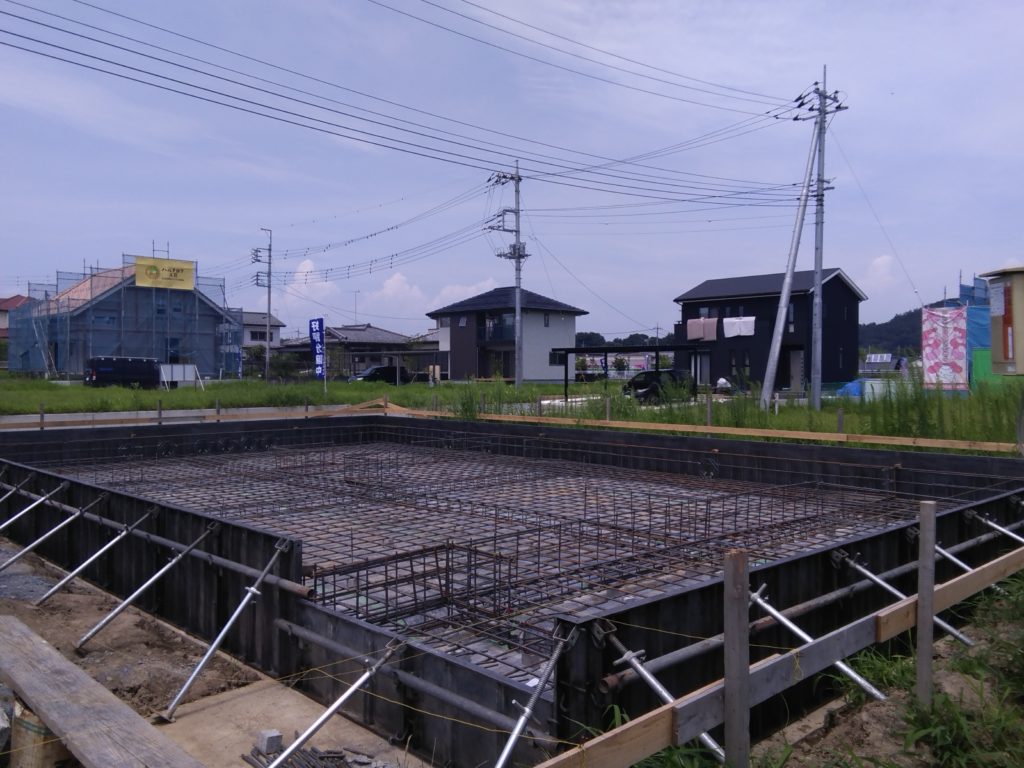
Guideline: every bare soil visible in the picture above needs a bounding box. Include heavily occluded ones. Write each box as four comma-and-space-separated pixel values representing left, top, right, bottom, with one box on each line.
0, 539, 257, 716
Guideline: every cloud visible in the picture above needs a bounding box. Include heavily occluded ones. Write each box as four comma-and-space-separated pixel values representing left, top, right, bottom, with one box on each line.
429, 278, 498, 310
0, 58, 201, 154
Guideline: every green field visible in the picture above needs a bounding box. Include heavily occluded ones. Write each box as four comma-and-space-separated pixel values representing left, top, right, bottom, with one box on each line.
1, 375, 1021, 446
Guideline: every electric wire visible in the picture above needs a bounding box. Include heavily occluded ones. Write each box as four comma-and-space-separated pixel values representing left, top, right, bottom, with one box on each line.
366, 0, 790, 116
828, 126, 924, 309
416, 0, 789, 107
12, 0, 806, 190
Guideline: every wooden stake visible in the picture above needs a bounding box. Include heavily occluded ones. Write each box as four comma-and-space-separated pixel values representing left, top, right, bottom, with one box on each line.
723, 549, 750, 767
916, 500, 936, 708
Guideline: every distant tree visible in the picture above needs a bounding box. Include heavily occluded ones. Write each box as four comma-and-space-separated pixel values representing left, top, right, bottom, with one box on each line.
859, 308, 923, 355
575, 355, 589, 372
612, 355, 629, 373
611, 333, 652, 346
575, 331, 607, 347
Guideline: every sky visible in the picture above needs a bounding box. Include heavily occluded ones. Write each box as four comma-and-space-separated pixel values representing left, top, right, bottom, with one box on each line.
1, 1, 1021, 340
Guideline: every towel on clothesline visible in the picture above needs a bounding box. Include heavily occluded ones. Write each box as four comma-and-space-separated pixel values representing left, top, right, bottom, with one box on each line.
686, 318, 703, 340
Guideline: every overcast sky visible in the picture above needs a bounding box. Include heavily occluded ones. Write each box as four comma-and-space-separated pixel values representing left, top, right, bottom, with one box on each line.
1, 1, 1020, 339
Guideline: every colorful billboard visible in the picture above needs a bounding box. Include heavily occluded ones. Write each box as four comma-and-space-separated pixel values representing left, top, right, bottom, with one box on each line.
135, 256, 196, 291
921, 307, 968, 390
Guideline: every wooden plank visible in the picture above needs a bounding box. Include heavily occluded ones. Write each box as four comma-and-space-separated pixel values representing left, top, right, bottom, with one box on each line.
534, 616, 876, 768
876, 544, 1024, 642
0, 616, 205, 768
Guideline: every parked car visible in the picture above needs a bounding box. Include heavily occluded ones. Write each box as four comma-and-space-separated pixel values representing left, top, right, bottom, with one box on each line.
622, 369, 686, 404
348, 365, 412, 384
84, 356, 161, 388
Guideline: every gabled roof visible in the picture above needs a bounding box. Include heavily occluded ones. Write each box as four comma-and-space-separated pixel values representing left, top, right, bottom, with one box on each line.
427, 287, 587, 318
674, 268, 867, 304
327, 323, 410, 345
242, 311, 286, 327
0, 295, 30, 312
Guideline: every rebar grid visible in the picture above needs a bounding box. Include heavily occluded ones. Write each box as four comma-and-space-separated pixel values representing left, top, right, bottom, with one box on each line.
53, 434, 1000, 683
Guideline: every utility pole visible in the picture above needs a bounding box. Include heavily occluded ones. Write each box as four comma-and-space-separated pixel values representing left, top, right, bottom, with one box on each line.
252, 228, 273, 381
490, 162, 528, 388
350, 289, 361, 324
811, 69, 839, 410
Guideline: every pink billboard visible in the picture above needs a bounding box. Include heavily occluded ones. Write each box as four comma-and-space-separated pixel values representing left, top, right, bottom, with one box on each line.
921, 307, 968, 390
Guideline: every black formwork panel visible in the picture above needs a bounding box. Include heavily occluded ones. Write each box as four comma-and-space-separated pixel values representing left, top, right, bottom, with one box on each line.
0, 460, 303, 675
293, 602, 555, 768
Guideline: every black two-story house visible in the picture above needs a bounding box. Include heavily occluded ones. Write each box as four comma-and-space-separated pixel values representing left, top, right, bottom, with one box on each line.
673, 268, 866, 392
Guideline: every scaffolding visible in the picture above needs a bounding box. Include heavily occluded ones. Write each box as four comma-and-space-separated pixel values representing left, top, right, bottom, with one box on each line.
7, 255, 243, 377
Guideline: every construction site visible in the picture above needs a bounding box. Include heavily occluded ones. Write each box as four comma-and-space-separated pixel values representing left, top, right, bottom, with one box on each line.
1, 414, 1022, 767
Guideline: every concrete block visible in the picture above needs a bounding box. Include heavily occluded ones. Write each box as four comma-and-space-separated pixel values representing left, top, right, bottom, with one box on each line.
256, 729, 282, 755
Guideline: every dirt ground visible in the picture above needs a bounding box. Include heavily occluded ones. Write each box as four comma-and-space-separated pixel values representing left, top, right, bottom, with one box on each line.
0, 538, 426, 768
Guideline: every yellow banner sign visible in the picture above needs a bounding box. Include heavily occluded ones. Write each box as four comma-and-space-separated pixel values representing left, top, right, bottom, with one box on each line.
135, 256, 196, 291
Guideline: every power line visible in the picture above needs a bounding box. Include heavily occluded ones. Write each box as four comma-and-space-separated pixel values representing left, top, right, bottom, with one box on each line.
24, 0, 804, 188
417, 0, 790, 107
453, 0, 789, 102
1, 5, 806, 200
365, 0, 790, 115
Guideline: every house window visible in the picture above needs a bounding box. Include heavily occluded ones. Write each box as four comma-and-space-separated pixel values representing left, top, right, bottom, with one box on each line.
730, 350, 737, 377
724, 306, 732, 318
270, 332, 275, 342
439, 317, 451, 328
787, 302, 795, 333
155, 298, 166, 316
744, 351, 751, 379
549, 351, 566, 366
458, 316, 467, 327
544, 312, 550, 327
738, 305, 744, 317
250, 330, 267, 342
699, 306, 709, 319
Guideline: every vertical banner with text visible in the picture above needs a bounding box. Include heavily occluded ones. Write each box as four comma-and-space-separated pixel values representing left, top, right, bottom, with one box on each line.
309, 317, 326, 379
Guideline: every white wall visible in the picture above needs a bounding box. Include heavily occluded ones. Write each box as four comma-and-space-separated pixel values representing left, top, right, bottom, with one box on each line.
523, 311, 576, 381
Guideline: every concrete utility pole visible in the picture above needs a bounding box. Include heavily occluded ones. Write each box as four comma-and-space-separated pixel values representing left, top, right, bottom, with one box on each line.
811, 69, 828, 410
253, 228, 273, 381
490, 162, 528, 389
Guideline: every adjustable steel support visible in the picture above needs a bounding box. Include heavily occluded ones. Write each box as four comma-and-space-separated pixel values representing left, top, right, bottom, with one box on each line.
0, 473, 34, 507
0, 494, 107, 574
35, 508, 156, 606
160, 539, 289, 722
966, 509, 1024, 546
495, 624, 576, 768
268, 639, 403, 768
0, 481, 68, 535
601, 624, 725, 763
75, 522, 219, 651
841, 554, 973, 646
749, 585, 886, 701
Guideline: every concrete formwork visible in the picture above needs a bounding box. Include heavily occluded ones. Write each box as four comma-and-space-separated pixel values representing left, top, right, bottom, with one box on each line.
1, 417, 1022, 766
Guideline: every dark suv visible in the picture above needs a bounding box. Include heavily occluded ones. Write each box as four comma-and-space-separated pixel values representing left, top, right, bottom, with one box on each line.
622, 369, 686, 403
348, 365, 412, 384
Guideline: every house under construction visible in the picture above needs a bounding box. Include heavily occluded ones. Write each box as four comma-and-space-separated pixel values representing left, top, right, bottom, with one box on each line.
0, 416, 1021, 766
7, 254, 243, 378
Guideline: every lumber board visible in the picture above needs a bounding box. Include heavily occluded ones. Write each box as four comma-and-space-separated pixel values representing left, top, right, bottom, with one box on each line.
0, 616, 205, 768
535, 617, 876, 768
876, 544, 1024, 642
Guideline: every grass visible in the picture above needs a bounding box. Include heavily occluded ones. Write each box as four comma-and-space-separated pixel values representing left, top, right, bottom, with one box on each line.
2, 372, 1022, 446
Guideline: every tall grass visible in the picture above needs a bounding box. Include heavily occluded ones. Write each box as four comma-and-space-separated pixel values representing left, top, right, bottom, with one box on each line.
2, 373, 1022, 444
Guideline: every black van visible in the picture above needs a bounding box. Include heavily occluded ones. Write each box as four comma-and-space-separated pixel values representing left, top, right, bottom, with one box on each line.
84, 356, 161, 388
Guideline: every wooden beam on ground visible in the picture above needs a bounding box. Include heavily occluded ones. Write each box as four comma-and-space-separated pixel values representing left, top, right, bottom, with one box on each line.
0, 616, 205, 768
876, 543, 1024, 642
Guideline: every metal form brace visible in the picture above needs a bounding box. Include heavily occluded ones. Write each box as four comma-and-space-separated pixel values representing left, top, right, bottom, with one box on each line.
0, 473, 35, 507
749, 586, 886, 701
600, 624, 726, 764
966, 508, 1024, 547
907, 525, 1007, 596
161, 539, 290, 722
267, 639, 403, 768
0, 494, 108, 575
495, 624, 577, 768
35, 508, 156, 606
75, 522, 220, 651
840, 553, 973, 646
0, 481, 68, 535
